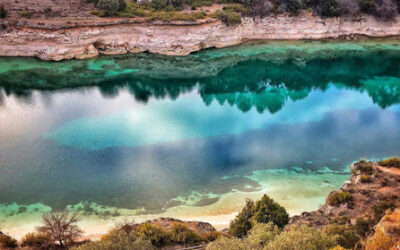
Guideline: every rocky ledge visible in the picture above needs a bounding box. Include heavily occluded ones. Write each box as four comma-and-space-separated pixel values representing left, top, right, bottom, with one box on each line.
1, 13, 400, 61
290, 159, 400, 227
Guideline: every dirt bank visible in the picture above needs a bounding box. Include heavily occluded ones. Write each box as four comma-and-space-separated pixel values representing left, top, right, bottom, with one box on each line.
1, 13, 400, 60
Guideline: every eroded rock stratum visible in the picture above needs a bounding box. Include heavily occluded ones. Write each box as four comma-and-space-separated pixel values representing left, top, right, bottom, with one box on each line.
1, 13, 400, 61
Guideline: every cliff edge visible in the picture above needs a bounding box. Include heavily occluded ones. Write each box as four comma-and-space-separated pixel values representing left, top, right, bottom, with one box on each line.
1, 13, 400, 60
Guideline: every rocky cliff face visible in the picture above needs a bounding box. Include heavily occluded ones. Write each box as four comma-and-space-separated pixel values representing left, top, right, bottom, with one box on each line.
290, 160, 400, 227
1, 13, 400, 61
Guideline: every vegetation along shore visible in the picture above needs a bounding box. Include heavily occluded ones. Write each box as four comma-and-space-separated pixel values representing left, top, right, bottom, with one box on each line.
2, 157, 400, 249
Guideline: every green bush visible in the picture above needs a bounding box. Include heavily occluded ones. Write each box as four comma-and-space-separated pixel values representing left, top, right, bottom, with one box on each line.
135, 222, 170, 247
71, 230, 154, 250
229, 195, 289, 237
323, 224, 360, 249
379, 156, 400, 168
20, 233, 52, 249
170, 223, 202, 244
264, 225, 336, 250
327, 191, 352, 206
0, 4, 7, 18
251, 195, 289, 229
96, 0, 127, 16
0, 234, 18, 249
229, 199, 255, 237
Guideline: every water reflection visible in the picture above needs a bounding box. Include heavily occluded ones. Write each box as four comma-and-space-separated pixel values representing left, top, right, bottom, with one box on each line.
1, 41, 400, 112
1, 41, 400, 236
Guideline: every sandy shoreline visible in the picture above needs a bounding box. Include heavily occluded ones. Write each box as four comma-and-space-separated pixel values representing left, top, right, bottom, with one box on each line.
0, 168, 349, 240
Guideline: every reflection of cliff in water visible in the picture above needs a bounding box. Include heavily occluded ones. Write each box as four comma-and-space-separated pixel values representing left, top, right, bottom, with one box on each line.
1, 41, 400, 112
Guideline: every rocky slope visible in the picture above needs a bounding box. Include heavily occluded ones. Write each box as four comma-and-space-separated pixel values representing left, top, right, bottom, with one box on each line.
1, 13, 400, 61
290, 160, 400, 227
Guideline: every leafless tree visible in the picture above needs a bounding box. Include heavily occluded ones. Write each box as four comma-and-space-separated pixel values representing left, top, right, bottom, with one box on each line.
36, 210, 83, 247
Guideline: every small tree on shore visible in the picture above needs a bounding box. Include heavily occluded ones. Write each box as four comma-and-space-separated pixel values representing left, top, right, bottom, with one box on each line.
37, 210, 83, 247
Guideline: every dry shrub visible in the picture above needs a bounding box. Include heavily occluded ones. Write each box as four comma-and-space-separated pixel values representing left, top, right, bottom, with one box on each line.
380, 156, 400, 168
0, 234, 18, 249
327, 191, 352, 206
21, 233, 52, 248
365, 228, 396, 250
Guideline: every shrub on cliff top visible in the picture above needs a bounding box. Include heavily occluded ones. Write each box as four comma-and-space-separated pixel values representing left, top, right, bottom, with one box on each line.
96, 0, 127, 16
0, 4, 7, 18
380, 156, 400, 168
327, 191, 352, 206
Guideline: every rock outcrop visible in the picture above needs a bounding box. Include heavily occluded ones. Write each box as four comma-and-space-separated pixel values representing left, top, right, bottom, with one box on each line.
1, 13, 400, 61
290, 160, 400, 227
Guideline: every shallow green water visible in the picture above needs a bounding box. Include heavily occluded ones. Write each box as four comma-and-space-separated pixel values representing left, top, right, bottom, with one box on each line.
1, 40, 400, 236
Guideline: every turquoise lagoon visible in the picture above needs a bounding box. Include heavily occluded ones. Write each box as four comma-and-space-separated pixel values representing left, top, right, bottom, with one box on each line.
1, 40, 400, 237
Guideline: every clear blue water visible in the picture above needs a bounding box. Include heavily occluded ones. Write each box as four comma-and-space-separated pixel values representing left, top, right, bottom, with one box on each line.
1, 41, 400, 234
